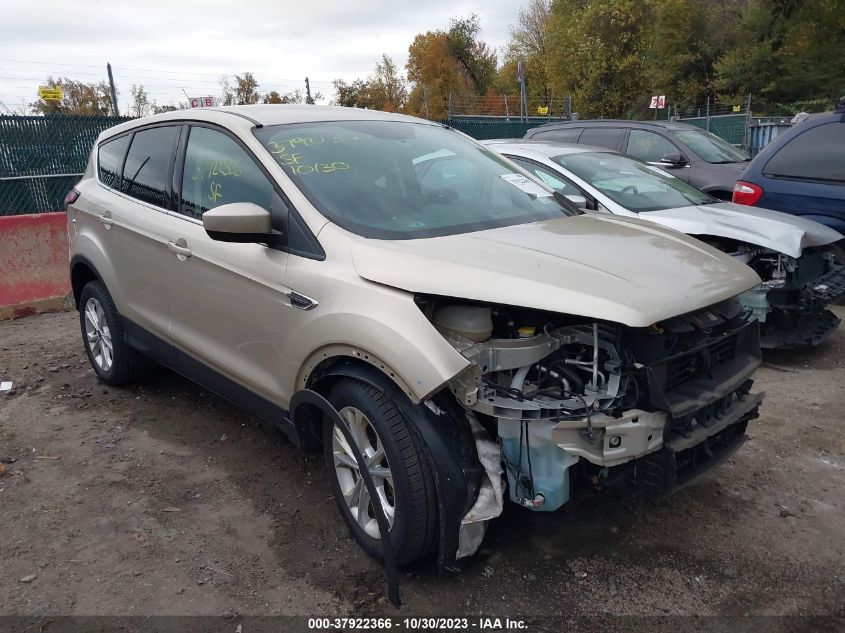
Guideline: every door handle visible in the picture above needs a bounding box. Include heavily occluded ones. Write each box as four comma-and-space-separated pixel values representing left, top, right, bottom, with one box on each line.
101, 211, 114, 229
167, 238, 192, 260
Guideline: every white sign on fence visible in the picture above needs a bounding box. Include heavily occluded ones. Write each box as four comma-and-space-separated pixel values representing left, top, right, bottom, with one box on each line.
649, 95, 666, 109
189, 96, 214, 108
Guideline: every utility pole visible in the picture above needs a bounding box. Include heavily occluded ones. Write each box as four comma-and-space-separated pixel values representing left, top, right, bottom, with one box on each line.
107, 63, 119, 116
305, 77, 314, 105
517, 60, 527, 121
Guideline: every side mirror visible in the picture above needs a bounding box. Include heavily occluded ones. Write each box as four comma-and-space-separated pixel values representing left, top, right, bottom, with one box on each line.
660, 152, 687, 167
202, 202, 280, 244
565, 194, 588, 209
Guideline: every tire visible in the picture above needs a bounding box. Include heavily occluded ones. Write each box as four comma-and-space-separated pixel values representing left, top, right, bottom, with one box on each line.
79, 281, 154, 386
323, 378, 437, 565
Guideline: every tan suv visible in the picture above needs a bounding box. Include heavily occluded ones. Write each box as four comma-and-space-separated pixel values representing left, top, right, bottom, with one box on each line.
68, 105, 764, 569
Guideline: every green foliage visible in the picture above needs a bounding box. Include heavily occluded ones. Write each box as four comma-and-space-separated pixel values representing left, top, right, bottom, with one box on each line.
545, 0, 653, 118
520, 0, 845, 117
714, 0, 845, 110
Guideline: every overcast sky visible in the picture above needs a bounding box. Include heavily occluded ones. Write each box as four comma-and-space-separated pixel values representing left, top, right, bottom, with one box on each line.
0, 0, 525, 114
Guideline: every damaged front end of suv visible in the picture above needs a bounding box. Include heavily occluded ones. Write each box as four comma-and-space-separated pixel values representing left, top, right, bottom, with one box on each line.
423, 296, 763, 523
719, 243, 845, 348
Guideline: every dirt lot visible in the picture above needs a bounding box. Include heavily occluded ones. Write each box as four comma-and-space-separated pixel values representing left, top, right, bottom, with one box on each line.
1, 309, 844, 626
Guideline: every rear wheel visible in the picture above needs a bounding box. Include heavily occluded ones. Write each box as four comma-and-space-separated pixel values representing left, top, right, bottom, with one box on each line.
323, 378, 437, 565
79, 281, 153, 386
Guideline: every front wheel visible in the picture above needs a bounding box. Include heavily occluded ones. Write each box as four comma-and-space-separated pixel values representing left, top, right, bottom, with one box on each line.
323, 378, 437, 565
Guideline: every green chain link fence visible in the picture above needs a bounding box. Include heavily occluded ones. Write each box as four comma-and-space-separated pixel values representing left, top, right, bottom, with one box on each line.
0, 114, 132, 216
442, 117, 555, 141
675, 114, 749, 146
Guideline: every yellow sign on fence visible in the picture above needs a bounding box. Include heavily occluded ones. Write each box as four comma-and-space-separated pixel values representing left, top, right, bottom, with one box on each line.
38, 86, 63, 101
537, 105, 549, 115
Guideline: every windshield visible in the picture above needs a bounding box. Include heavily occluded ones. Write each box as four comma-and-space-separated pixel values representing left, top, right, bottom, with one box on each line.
552, 151, 717, 212
254, 121, 571, 239
671, 129, 749, 163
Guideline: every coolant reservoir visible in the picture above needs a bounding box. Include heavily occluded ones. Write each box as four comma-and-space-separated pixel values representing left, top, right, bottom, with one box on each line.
433, 305, 493, 342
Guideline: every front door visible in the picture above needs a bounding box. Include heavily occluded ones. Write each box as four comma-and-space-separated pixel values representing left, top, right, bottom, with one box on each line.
160, 124, 296, 408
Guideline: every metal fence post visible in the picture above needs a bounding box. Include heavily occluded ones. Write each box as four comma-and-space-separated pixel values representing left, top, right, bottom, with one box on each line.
705, 96, 711, 132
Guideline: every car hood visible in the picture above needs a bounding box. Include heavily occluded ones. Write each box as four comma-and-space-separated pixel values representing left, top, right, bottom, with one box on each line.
351, 215, 761, 328
641, 202, 843, 258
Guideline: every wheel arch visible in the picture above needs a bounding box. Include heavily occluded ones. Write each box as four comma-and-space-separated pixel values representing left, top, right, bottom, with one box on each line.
289, 360, 483, 571
292, 353, 412, 452
70, 255, 103, 309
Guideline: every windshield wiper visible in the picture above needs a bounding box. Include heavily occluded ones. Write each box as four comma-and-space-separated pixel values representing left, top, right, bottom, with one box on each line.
553, 190, 583, 215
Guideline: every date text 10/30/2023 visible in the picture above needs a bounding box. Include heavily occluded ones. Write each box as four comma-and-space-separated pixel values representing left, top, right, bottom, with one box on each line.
307, 617, 529, 631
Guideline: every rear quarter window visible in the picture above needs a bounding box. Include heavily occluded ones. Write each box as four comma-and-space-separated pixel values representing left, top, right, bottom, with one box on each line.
763, 122, 845, 183
97, 135, 130, 188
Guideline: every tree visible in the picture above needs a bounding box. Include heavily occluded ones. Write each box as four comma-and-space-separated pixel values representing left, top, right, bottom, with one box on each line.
31, 77, 113, 115
130, 84, 151, 117
334, 55, 408, 111
263, 89, 304, 104
714, 0, 845, 110
220, 77, 235, 106
545, 0, 652, 118
371, 54, 408, 111
405, 16, 497, 119
500, 0, 552, 99
333, 78, 372, 108
446, 15, 498, 95
233, 72, 260, 105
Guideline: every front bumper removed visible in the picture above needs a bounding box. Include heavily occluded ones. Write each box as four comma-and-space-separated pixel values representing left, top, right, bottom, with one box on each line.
636, 389, 763, 494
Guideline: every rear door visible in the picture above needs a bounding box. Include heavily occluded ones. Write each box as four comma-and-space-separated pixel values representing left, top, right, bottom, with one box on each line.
80, 125, 179, 342
577, 127, 626, 151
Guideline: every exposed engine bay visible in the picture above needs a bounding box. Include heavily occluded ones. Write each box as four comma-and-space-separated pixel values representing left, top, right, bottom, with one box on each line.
417, 294, 764, 527
699, 238, 845, 348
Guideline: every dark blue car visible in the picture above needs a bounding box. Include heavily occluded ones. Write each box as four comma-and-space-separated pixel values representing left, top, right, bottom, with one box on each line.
733, 102, 845, 240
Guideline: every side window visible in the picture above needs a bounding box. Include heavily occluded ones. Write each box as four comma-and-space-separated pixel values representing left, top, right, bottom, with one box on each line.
532, 128, 582, 143
180, 127, 274, 219
508, 157, 574, 193
626, 129, 678, 162
97, 135, 130, 188
121, 126, 179, 207
763, 123, 845, 183
578, 128, 624, 150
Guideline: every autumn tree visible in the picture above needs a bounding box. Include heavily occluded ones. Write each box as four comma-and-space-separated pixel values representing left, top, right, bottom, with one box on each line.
31, 77, 113, 115
405, 15, 497, 119
233, 72, 260, 105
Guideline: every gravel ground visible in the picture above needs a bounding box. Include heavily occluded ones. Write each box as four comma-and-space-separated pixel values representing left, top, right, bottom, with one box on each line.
1, 309, 843, 628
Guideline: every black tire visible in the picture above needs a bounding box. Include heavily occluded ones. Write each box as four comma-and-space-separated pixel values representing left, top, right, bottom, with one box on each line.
78, 281, 154, 386
323, 378, 437, 565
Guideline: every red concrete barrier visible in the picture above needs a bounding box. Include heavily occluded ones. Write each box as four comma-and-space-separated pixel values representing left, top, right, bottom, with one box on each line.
0, 212, 71, 320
